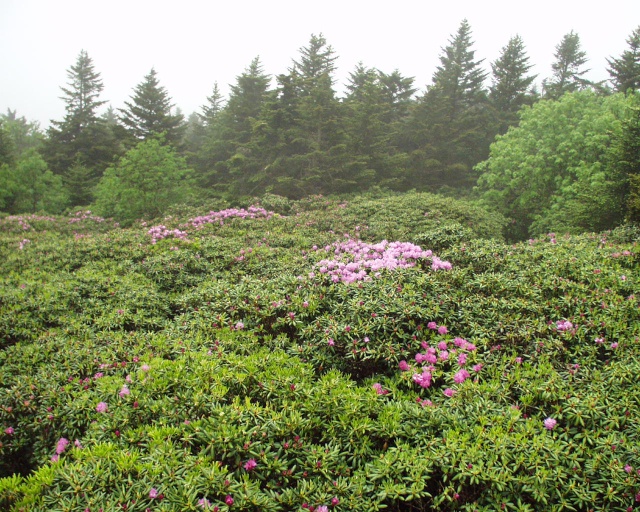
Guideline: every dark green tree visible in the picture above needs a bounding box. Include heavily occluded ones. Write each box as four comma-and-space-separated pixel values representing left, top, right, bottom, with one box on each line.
607, 26, 640, 93
266, 34, 356, 197
43, 50, 119, 188
343, 64, 415, 189
200, 82, 225, 127
543, 31, 591, 99
403, 20, 494, 190
490, 35, 538, 132
119, 68, 186, 146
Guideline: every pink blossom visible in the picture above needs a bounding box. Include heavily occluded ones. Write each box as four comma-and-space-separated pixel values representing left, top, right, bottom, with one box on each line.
244, 458, 257, 471
234, 321, 244, 330
198, 497, 211, 508
372, 383, 389, 395
141, 364, 150, 372
225, 495, 234, 506
119, 386, 130, 398
515, 357, 522, 364
331, 497, 339, 506
316, 506, 329, 512
427, 322, 437, 330
4, 427, 14, 435
543, 417, 557, 430
556, 320, 573, 332
610, 342, 619, 349
457, 353, 467, 366
437, 326, 448, 335
412, 370, 432, 388
149, 488, 159, 499
437, 341, 448, 350
74, 439, 82, 448
96, 402, 108, 413
56, 437, 69, 455
453, 369, 470, 384
443, 388, 456, 397
624, 464, 633, 473
327, 338, 335, 346
51, 454, 59, 462
398, 360, 410, 371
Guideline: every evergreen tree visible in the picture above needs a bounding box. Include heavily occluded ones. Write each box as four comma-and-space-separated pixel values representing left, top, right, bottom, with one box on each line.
490, 35, 538, 132
543, 31, 591, 99
200, 82, 225, 127
119, 68, 185, 146
42, 50, 119, 204
607, 26, 640, 93
403, 20, 494, 190
343, 65, 415, 189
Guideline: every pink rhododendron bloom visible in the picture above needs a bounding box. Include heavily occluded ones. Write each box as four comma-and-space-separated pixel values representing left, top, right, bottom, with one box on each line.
624, 464, 633, 473
515, 357, 523, 364
595, 337, 604, 344
438, 350, 449, 361
453, 369, 470, 384
234, 321, 244, 330
327, 338, 335, 346
316, 506, 329, 512
74, 439, 82, 448
472, 363, 483, 373
141, 364, 150, 372
412, 370, 432, 388
331, 497, 339, 506
56, 437, 69, 455
437, 326, 448, 335
119, 386, 130, 398
543, 417, 557, 430
398, 360, 410, 371
437, 341, 448, 350
96, 402, 108, 413
244, 458, 257, 471
225, 495, 234, 506
611, 342, 619, 349
4, 427, 14, 435
556, 320, 573, 331
443, 388, 456, 397
457, 353, 467, 366
149, 488, 159, 499
198, 498, 211, 508
372, 383, 389, 395
51, 454, 59, 462
427, 322, 437, 330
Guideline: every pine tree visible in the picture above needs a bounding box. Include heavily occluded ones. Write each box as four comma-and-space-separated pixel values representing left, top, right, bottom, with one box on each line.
403, 20, 494, 189
200, 82, 225, 127
119, 68, 185, 146
42, 50, 119, 204
543, 31, 591, 99
490, 35, 538, 132
607, 26, 640, 93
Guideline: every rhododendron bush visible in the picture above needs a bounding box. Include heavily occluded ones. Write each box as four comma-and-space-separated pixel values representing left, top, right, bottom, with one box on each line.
0, 192, 639, 511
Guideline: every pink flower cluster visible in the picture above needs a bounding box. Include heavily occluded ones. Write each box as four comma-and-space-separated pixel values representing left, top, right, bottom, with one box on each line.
314, 239, 451, 284
147, 225, 189, 244
402, 330, 478, 395
68, 210, 106, 224
188, 206, 273, 229
556, 320, 574, 332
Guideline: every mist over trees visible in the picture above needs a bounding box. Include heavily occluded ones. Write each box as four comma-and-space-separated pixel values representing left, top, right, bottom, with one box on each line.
2, 21, 640, 239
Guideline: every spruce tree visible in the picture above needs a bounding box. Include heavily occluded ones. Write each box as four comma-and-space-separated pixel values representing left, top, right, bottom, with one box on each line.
119, 68, 185, 146
543, 31, 591, 99
403, 20, 494, 189
607, 26, 640, 93
42, 50, 119, 204
490, 35, 538, 132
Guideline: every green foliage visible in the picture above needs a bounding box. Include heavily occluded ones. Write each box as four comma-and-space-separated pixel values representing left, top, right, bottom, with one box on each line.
476, 91, 633, 239
0, 152, 68, 214
0, 196, 639, 511
94, 138, 195, 224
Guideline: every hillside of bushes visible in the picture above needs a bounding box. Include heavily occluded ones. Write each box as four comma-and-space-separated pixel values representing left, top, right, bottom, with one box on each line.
0, 192, 639, 511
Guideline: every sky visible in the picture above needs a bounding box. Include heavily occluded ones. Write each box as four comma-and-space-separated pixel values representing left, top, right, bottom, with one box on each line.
1, 0, 639, 129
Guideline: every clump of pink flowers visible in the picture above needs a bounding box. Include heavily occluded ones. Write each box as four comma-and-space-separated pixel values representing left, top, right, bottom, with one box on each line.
148, 225, 188, 244
314, 239, 451, 284
543, 417, 557, 430
189, 206, 273, 229
244, 458, 258, 471
96, 402, 108, 413
555, 320, 574, 332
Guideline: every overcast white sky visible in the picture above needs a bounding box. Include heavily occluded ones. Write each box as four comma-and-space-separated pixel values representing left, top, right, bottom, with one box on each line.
1, 0, 639, 129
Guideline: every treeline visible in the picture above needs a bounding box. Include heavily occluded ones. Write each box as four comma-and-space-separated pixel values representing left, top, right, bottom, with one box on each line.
1, 20, 640, 238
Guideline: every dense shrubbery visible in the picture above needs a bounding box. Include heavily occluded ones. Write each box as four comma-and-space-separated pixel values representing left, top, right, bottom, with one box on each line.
1, 192, 639, 511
